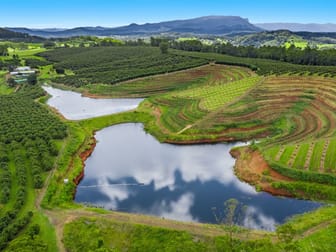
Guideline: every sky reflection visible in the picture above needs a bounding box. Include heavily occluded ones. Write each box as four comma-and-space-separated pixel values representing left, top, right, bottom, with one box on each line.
43, 86, 143, 120
75, 123, 321, 230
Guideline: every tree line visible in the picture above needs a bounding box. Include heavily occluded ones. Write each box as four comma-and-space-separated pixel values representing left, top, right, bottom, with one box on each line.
169, 39, 336, 66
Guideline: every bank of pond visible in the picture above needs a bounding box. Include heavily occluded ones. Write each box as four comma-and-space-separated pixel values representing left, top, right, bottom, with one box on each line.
44, 86, 322, 231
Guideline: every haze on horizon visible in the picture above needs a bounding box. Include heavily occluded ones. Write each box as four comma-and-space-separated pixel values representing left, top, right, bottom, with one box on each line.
2, 0, 336, 28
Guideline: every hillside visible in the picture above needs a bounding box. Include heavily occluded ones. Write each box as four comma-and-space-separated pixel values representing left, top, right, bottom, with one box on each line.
230, 30, 301, 47
0, 28, 30, 39
7, 16, 262, 37
228, 30, 336, 48
0, 28, 44, 42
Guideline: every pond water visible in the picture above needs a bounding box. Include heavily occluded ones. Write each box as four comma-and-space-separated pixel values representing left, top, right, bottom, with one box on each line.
75, 123, 321, 231
43, 86, 143, 120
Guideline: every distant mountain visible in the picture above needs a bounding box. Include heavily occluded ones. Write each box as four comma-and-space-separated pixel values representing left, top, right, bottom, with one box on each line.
0, 28, 30, 39
255, 23, 336, 32
0, 28, 44, 42
7, 16, 262, 38
105, 16, 262, 35
6, 27, 107, 38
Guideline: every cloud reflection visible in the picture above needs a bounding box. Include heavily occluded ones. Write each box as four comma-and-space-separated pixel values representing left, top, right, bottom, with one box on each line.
75, 123, 321, 229
244, 206, 277, 231
43, 86, 143, 120
84, 124, 256, 196
137, 192, 198, 222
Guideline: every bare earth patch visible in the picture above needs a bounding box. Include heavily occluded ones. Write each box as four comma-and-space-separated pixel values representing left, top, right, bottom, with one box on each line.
231, 146, 293, 197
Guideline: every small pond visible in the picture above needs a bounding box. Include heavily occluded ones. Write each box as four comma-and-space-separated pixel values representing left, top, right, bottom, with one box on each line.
43, 86, 143, 120
75, 123, 321, 230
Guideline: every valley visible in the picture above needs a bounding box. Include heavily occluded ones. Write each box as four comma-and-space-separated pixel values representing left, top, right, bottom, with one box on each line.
1, 15, 336, 251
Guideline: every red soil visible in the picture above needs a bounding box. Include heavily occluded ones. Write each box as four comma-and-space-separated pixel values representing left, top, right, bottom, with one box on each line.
231, 147, 293, 197
73, 138, 97, 185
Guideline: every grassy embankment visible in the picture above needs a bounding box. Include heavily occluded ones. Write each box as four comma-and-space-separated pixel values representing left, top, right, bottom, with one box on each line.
61, 204, 336, 252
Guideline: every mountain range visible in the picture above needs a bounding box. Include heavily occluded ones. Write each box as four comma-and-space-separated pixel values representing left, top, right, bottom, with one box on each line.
6, 16, 261, 38
2, 16, 336, 43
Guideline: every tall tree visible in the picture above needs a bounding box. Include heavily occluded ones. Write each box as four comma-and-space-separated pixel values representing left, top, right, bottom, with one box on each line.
0, 45, 8, 56
27, 74, 37, 85
159, 42, 169, 54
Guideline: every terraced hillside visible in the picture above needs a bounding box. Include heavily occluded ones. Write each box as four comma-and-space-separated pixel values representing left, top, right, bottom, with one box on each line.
81, 63, 254, 98
135, 69, 336, 200
138, 65, 258, 140
255, 77, 336, 197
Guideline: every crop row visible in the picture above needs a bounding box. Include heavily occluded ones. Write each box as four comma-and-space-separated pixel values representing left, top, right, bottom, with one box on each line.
0, 85, 67, 249
87, 64, 254, 98
264, 138, 336, 173
39, 47, 209, 86
173, 50, 336, 76
175, 76, 261, 111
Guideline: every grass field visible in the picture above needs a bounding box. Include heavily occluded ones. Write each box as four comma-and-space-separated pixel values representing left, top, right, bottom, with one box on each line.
0, 44, 46, 62
61, 205, 336, 252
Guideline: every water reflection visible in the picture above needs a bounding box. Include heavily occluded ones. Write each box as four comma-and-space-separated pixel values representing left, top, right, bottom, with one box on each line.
75, 123, 321, 230
43, 86, 143, 120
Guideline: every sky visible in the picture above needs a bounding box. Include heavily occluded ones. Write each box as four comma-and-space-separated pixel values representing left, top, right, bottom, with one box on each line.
2, 0, 336, 28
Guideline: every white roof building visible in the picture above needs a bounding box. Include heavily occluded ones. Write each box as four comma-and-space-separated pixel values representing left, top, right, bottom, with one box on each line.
15, 66, 31, 71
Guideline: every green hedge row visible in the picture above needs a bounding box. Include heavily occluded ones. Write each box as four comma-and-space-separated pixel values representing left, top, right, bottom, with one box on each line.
270, 161, 336, 186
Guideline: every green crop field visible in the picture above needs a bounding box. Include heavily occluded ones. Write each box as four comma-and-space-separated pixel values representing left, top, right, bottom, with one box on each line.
172, 49, 336, 76
139, 65, 257, 135
279, 145, 296, 164
325, 139, 336, 171
309, 140, 325, 171
292, 143, 310, 169
175, 76, 261, 111
80, 64, 255, 98
39, 47, 208, 86
0, 85, 66, 250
